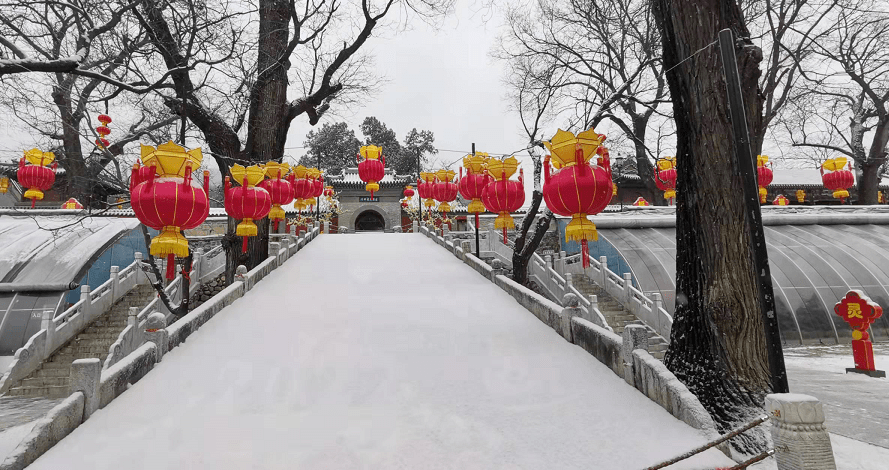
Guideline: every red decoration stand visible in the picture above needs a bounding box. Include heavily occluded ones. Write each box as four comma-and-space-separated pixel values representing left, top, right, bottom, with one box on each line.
834, 290, 885, 377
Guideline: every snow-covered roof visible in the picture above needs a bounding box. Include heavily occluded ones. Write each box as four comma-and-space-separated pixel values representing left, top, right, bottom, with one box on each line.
327, 167, 413, 189
0, 216, 140, 285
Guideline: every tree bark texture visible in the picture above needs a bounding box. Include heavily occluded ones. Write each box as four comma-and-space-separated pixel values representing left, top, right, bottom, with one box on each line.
651, 0, 772, 452
511, 190, 552, 286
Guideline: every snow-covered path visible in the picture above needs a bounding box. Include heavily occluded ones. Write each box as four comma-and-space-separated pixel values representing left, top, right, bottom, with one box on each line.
30, 234, 732, 469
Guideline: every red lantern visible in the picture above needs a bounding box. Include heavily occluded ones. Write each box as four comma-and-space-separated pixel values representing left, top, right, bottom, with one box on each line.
225, 164, 272, 253
482, 157, 525, 244
130, 141, 210, 279
324, 185, 335, 198
291, 166, 314, 211
757, 155, 773, 203
307, 174, 324, 213
654, 157, 677, 205
17, 149, 57, 208
821, 157, 854, 203
61, 198, 84, 209
95, 114, 112, 150
403, 185, 415, 198
433, 168, 458, 215
772, 194, 789, 206
543, 128, 611, 267
459, 152, 490, 231
417, 172, 437, 220
357, 145, 385, 198
633, 197, 650, 206
258, 162, 294, 233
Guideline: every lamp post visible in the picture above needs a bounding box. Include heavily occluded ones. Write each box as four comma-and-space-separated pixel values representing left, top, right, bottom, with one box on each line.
416, 148, 422, 227
472, 143, 479, 258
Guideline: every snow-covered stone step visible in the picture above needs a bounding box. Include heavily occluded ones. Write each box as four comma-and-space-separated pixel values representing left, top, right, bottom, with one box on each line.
34, 367, 69, 378
20, 376, 69, 388
5, 385, 70, 399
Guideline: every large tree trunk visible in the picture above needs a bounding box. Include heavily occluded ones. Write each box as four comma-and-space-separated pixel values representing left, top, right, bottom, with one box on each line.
51, 82, 91, 205
511, 191, 552, 286
651, 0, 773, 454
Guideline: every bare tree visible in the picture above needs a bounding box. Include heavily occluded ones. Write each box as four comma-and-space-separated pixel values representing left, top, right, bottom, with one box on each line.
496, 0, 670, 203
783, 0, 889, 204
0, 0, 181, 204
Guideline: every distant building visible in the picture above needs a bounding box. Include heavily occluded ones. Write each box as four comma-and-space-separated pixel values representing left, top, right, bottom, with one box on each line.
326, 168, 413, 231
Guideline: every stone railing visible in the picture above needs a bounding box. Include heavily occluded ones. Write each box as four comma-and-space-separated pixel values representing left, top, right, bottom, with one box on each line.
460, 226, 671, 341
0, 254, 144, 394
1, 228, 320, 469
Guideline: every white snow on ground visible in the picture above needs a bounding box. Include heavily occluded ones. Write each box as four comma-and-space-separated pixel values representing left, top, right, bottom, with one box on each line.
28, 234, 733, 469
0, 423, 35, 460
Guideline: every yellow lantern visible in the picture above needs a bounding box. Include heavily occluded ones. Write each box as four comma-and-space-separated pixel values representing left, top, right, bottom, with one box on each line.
0, 177, 8, 193
796, 189, 806, 204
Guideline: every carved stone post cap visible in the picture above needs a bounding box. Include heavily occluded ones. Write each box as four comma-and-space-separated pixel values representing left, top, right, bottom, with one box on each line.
236, 265, 248, 275
145, 311, 166, 331
72, 358, 101, 367
562, 292, 580, 307
491, 259, 503, 270
80, 285, 91, 293
110, 266, 119, 273
765, 393, 826, 424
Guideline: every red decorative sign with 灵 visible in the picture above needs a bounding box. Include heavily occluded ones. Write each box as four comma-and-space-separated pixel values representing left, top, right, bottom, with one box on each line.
834, 290, 885, 377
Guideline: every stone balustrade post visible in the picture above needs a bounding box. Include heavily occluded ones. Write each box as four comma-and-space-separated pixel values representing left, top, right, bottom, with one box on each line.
621, 325, 649, 387
70, 358, 101, 421
79, 285, 92, 326
299, 229, 306, 240
109, 265, 120, 300
623, 273, 633, 304
487, 227, 496, 251
128, 307, 138, 328
192, 248, 203, 283
491, 259, 504, 277
144, 312, 168, 363
324, 221, 330, 234
599, 256, 608, 287
587, 294, 599, 322
560, 293, 582, 341
134, 252, 146, 284
558, 251, 567, 274
544, 254, 553, 270
765, 394, 837, 470
411, 220, 418, 233
235, 265, 248, 285
566, 273, 574, 290
651, 292, 664, 332
41, 308, 56, 355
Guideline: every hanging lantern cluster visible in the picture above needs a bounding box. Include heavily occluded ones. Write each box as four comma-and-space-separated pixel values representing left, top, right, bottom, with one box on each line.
654, 157, 677, 205
482, 156, 525, 243
61, 198, 84, 209
258, 162, 294, 232
225, 164, 271, 253
757, 155, 773, 203
130, 141, 210, 279
95, 114, 112, 149
796, 189, 806, 204
773, 195, 789, 206
401, 185, 415, 209
459, 152, 490, 230
543, 128, 612, 268
308, 168, 324, 213
821, 157, 854, 203
18, 148, 58, 208
434, 169, 458, 217
0, 177, 9, 194
357, 145, 385, 198
417, 171, 437, 221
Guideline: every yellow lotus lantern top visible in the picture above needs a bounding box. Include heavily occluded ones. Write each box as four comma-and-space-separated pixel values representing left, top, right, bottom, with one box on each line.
140, 141, 202, 177
435, 169, 456, 182
487, 156, 519, 181
229, 164, 265, 187
360, 145, 383, 160
822, 157, 848, 171
656, 157, 677, 170
292, 165, 309, 179
306, 167, 322, 180
543, 128, 605, 169
757, 155, 769, 167
264, 161, 290, 179
464, 152, 489, 174
24, 148, 56, 166
420, 171, 436, 182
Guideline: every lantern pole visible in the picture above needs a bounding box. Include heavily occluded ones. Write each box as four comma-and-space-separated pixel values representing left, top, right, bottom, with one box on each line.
416, 148, 423, 229
316, 153, 321, 224
719, 28, 788, 393
472, 142, 480, 259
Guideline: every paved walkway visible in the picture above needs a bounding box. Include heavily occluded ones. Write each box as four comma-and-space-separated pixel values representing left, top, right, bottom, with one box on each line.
25, 234, 732, 469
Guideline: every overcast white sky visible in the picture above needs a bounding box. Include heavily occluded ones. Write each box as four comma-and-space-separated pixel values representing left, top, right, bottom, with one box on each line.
283, 0, 538, 173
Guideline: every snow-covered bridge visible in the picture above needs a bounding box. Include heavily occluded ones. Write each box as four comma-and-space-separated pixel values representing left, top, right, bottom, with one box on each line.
25, 234, 732, 469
